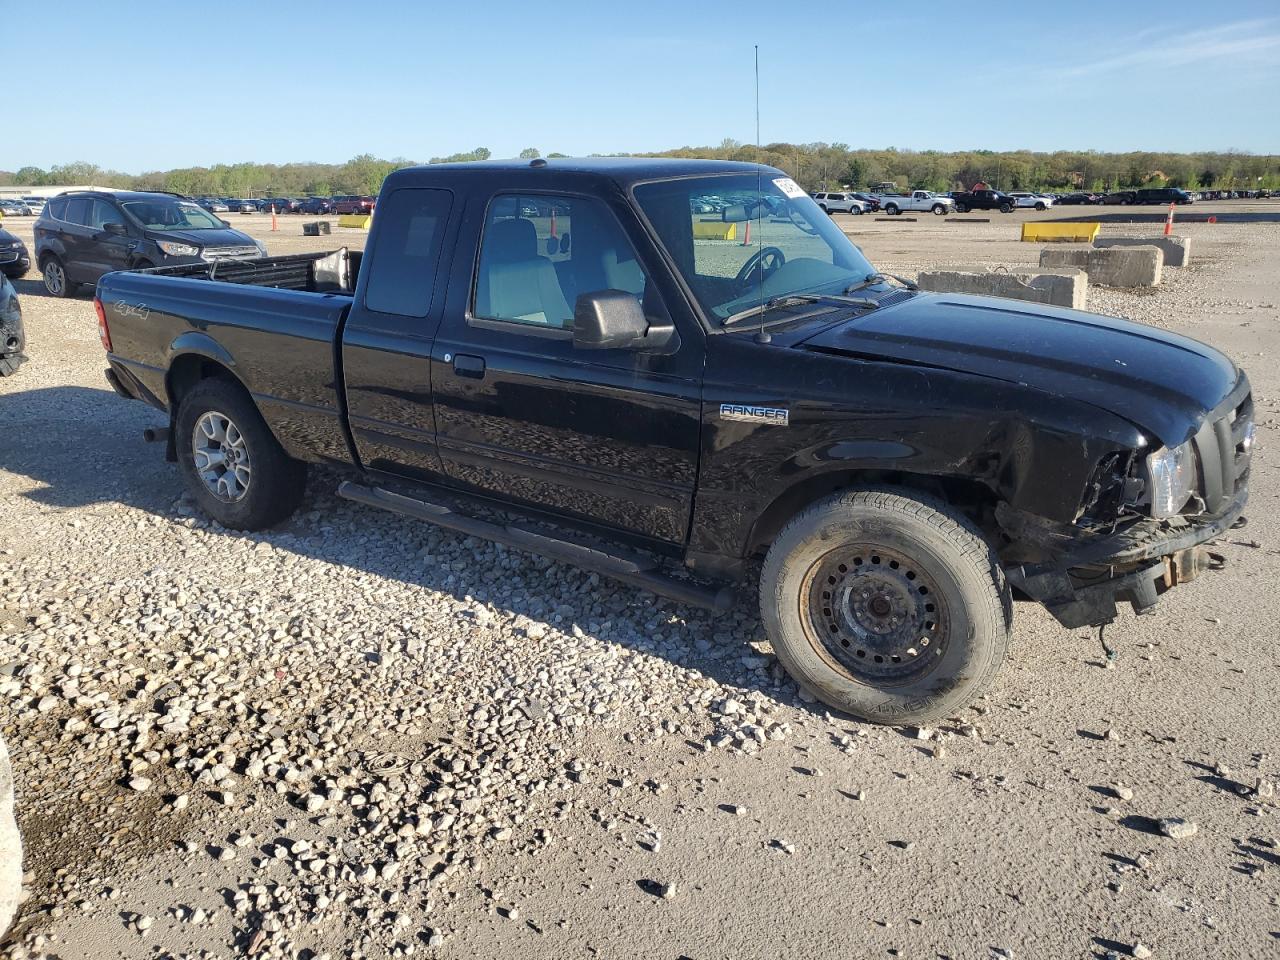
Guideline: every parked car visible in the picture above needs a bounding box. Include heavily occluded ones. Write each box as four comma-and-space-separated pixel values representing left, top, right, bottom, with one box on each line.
848, 192, 881, 212
1100, 191, 1138, 205
299, 197, 333, 215
1008, 192, 1055, 210
227, 199, 257, 214
95, 157, 1253, 726
951, 189, 1015, 213
21, 197, 45, 215
196, 198, 229, 213
332, 195, 375, 215
1135, 188, 1193, 205
0, 227, 30, 279
35, 190, 266, 298
0, 274, 25, 377
876, 190, 954, 215
1056, 193, 1101, 205
811, 192, 867, 215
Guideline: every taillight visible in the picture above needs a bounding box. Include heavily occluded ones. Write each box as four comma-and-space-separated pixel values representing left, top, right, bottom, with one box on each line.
94, 297, 112, 352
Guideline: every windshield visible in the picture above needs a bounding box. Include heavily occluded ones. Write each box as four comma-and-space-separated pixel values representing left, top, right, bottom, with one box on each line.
120, 198, 225, 231
633, 173, 875, 322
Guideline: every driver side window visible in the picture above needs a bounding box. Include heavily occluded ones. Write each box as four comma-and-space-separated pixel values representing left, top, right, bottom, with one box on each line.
473, 193, 650, 331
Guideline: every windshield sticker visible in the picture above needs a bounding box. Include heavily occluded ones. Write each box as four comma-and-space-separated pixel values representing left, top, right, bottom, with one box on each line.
773, 177, 806, 199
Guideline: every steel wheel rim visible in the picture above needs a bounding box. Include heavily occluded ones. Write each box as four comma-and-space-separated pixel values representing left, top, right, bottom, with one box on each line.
801, 544, 951, 685
45, 262, 63, 295
192, 410, 252, 502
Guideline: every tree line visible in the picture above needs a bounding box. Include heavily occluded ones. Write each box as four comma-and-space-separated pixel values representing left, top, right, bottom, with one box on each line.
3, 143, 1278, 197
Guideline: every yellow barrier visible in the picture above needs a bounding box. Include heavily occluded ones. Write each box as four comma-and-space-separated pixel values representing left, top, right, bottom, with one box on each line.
338, 214, 373, 230
692, 219, 737, 240
1021, 222, 1100, 243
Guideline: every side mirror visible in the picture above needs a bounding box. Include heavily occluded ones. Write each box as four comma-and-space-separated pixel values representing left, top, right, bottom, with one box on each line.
218, 218, 231, 227
572, 290, 675, 352
103, 222, 128, 236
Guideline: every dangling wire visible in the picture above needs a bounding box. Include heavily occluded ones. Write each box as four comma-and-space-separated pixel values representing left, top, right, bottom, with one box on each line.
1099, 622, 1116, 667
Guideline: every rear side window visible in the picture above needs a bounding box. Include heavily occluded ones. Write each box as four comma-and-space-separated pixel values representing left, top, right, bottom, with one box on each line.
64, 198, 92, 226
362, 188, 452, 318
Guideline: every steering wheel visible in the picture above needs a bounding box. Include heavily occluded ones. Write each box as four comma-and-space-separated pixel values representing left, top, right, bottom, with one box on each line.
735, 246, 786, 289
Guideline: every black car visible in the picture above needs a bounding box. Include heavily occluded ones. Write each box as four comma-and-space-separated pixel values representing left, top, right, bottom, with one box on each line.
1056, 192, 1100, 205
96, 157, 1253, 727
0, 227, 30, 279
0, 274, 25, 376
1135, 187, 1193, 205
34, 191, 266, 298
1100, 190, 1138, 205
299, 197, 333, 215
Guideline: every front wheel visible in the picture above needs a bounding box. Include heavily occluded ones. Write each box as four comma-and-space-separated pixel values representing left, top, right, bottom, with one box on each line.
931, 204, 946, 215
999, 203, 1014, 213
760, 488, 1011, 725
176, 378, 307, 530
1035, 202, 1047, 211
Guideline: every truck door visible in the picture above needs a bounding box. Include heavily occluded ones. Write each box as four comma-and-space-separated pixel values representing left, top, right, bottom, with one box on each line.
429, 190, 703, 546
340, 187, 457, 481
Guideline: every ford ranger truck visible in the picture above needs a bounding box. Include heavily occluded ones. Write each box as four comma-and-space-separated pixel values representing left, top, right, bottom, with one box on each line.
95, 158, 1252, 725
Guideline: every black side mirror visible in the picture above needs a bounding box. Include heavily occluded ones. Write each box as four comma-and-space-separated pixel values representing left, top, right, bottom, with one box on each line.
103, 222, 128, 236
572, 290, 675, 352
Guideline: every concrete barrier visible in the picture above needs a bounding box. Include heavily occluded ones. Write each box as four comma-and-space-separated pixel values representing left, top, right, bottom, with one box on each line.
1039, 245, 1164, 287
338, 214, 373, 230
692, 220, 737, 240
917, 266, 1088, 309
0, 733, 20, 937
1093, 235, 1191, 267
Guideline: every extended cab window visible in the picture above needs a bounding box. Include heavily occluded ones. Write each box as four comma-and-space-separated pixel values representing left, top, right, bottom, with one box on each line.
362, 188, 452, 317
473, 194, 649, 330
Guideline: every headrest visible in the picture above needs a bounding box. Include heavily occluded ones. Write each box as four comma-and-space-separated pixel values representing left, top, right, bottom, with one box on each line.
486, 217, 538, 263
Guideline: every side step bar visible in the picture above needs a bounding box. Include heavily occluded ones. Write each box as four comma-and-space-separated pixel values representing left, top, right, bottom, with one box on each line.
336, 482, 735, 613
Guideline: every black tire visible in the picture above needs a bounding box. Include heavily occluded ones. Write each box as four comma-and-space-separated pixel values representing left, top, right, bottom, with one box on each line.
818, 204, 829, 213
884, 204, 899, 215
41, 256, 77, 298
999, 203, 1014, 213
1035, 202, 1046, 211
931, 204, 946, 215
954, 203, 968, 214
760, 488, 1011, 725
176, 378, 307, 531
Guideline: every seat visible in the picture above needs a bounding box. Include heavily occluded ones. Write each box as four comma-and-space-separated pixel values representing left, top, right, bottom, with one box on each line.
476, 218, 573, 327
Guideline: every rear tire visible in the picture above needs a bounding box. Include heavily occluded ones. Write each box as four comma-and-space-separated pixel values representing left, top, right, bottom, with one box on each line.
760, 488, 1011, 725
884, 204, 899, 216
41, 256, 77, 298
176, 378, 307, 531
955, 203, 968, 214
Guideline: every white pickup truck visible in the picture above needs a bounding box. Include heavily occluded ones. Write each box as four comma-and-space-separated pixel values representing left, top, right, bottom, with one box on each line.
876, 191, 954, 216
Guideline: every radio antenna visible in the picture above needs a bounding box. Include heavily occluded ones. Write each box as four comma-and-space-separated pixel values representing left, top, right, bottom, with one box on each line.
754, 43, 771, 344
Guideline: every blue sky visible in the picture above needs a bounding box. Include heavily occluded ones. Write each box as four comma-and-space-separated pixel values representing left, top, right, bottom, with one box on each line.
5, 0, 1279, 172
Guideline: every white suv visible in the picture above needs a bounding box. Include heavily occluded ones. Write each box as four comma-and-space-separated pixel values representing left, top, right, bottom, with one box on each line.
811, 192, 867, 215
1008, 192, 1054, 210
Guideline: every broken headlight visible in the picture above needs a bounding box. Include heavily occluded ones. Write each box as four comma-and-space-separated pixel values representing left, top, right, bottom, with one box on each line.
1145, 441, 1197, 518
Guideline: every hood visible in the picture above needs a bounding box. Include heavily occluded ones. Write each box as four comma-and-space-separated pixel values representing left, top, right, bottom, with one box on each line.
799, 293, 1239, 447
148, 227, 256, 249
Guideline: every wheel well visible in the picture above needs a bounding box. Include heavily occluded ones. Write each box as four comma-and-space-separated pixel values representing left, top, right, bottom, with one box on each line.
37, 250, 58, 267
747, 470, 1001, 557
166, 355, 243, 411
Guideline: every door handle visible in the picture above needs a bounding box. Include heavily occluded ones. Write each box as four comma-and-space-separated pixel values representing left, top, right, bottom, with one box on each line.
453, 354, 486, 379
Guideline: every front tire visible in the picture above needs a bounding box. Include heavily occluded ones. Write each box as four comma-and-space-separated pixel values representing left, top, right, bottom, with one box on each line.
176, 378, 307, 530
1035, 202, 1046, 211
999, 202, 1014, 213
760, 488, 1011, 725
931, 204, 946, 215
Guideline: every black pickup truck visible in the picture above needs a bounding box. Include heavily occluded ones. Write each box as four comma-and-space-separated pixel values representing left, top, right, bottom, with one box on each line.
951, 189, 1016, 213
96, 158, 1252, 725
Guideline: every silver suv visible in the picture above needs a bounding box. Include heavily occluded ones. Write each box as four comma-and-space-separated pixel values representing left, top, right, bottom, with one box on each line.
811, 192, 867, 215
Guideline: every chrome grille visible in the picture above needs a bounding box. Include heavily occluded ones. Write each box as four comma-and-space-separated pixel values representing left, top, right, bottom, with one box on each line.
202, 246, 260, 261
1192, 382, 1252, 513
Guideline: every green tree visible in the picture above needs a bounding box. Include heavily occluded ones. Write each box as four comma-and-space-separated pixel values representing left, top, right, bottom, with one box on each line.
518, 147, 541, 159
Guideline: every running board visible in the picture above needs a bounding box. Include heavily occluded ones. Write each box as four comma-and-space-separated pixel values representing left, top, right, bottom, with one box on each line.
336, 482, 735, 613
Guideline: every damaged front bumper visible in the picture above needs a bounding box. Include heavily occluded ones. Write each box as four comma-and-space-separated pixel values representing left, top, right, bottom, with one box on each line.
1003, 487, 1247, 628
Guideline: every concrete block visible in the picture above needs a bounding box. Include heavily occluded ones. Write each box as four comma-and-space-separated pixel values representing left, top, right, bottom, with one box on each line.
1093, 234, 1191, 267
1040, 245, 1163, 287
917, 265, 1088, 309
0, 734, 21, 937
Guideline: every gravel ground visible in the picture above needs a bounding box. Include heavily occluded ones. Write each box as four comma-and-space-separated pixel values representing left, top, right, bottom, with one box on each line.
0, 207, 1278, 959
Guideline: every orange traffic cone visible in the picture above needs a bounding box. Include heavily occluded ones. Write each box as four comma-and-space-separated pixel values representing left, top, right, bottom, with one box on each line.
1164, 202, 1174, 237
271, 207, 278, 233
742, 219, 751, 246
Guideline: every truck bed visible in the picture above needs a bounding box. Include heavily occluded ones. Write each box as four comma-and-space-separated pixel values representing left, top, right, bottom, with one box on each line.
138, 248, 361, 294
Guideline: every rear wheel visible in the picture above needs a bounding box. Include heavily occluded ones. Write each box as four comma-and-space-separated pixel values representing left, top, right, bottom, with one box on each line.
176, 378, 307, 530
884, 204, 899, 216
41, 256, 77, 298
761, 488, 1011, 725
954, 203, 968, 214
